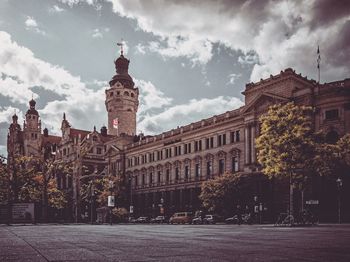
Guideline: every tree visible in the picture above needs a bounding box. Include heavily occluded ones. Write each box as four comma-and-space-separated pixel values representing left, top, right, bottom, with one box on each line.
199, 172, 266, 217
0, 157, 9, 203
4, 155, 69, 221
256, 102, 350, 220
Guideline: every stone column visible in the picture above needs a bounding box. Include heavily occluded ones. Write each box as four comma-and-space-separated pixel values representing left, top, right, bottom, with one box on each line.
250, 124, 256, 163
245, 125, 251, 164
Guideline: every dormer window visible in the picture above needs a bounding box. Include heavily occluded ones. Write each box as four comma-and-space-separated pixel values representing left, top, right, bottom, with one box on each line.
93, 136, 97, 141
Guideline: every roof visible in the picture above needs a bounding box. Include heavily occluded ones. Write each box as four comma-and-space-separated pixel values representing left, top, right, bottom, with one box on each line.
70, 128, 90, 139
42, 135, 61, 145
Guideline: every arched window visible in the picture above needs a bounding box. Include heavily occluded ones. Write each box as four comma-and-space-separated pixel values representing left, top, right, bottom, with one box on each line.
124, 91, 129, 96
110, 92, 113, 97
131, 93, 134, 97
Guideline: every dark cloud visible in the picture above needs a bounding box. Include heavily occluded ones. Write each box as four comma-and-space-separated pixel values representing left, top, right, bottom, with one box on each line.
311, 0, 350, 29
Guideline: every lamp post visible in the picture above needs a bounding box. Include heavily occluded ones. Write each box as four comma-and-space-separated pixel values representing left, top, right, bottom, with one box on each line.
89, 182, 95, 225
108, 180, 115, 225
336, 178, 343, 224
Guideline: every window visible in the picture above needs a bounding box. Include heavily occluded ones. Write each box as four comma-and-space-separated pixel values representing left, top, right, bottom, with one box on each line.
175, 167, 179, 181
236, 130, 240, 142
325, 109, 339, 120
185, 166, 190, 180
97, 148, 102, 154
232, 157, 239, 173
188, 143, 191, 153
206, 138, 210, 149
142, 174, 145, 185
210, 137, 214, 148
149, 172, 153, 185
219, 159, 225, 175
195, 141, 198, 152
158, 171, 161, 184
184, 144, 188, 154
63, 148, 67, 156
166, 169, 170, 183
195, 164, 201, 178
223, 134, 226, 145
218, 135, 222, 146
206, 161, 212, 178
230, 131, 235, 143
199, 140, 202, 151
93, 136, 97, 141
110, 92, 113, 97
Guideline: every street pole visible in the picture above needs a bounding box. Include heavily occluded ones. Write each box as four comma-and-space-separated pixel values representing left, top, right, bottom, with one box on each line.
289, 171, 294, 225
336, 178, 342, 224
90, 182, 94, 225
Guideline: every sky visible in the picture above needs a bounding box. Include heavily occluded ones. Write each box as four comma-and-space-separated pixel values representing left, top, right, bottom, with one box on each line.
0, 0, 349, 157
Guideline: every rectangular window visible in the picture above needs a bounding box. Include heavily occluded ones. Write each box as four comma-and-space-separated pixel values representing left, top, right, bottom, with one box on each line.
188, 143, 191, 153
195, 141, 198, 152
232, 157, 239, 173
166, 169, 170, 183
149, 172, 153, 185
158, 171, 161, 184
223, 134, 226, 145
97, 148, 102, 154
185, 166, 189, 180
206, 138, 210, 149
184, 144, 188, 154
325, 109, 339, 120
210, 137, 214, 148
195, 163, 200, 178
236, 130, 240, 142
218, 135, 222, 146
219, 159, 225, 175
175, 167, 179, 181
199, 140, 202, 151
230, 131, 235, 143
174, 146, 178, 156
178, 146, 181, 155
206, 161, 212, 178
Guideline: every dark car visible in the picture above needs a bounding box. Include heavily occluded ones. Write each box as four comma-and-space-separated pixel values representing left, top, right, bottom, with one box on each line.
151, 216, 167, 224
225, 214, 252, 224
203, 214, 217, 224
136, 216, 149, 223
192, 216, 203, 224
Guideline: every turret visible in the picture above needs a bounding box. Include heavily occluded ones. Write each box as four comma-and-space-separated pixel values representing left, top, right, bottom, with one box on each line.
23, 98, 42, 155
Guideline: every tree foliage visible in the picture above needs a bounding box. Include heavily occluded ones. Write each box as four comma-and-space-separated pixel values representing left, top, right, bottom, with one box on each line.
199, 172, 266, 216
256, 102, 350, 181
256, 102, 315, 179
0, 157, 9, 203
4, 155, 69, 209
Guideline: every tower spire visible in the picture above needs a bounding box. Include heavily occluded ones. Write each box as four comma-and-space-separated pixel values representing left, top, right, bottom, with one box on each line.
117, 39, 124, 56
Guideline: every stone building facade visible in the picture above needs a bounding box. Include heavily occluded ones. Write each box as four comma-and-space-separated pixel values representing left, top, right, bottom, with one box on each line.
7, 50, 350, 222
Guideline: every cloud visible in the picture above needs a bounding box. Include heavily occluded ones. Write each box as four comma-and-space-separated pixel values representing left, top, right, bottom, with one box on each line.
108, 0, 350, 82
136, 79, 172, 115
0, 31, 107, 135
24, 16, 46, 35
49, 5, 65, 13
227, 73, 242, 85
138, 96, 243, 134
0, 106, 23, 124
92, 28, 103, 38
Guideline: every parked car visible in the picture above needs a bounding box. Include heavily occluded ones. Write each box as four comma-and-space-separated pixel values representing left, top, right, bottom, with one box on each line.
169, 212, 193, 224
150, 216, 167, 224
135, 216, 149, 223
203, 214, 217, 224
192, 216, 203, 224
225, 214, 252, 224
128, 217, 137, 223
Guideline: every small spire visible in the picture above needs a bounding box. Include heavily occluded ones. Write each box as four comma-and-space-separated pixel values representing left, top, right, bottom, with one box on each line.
63, 112, 66, 120
94, 125, 96, 132
117, 39, 124, 56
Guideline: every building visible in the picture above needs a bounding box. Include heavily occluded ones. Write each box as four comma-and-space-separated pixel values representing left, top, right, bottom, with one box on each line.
7, 49, 350, 222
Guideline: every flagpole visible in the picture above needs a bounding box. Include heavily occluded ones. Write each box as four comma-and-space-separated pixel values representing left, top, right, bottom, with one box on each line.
317, 45, 321, 84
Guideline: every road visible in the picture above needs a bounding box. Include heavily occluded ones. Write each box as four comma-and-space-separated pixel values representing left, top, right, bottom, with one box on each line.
0, 224, 349, 261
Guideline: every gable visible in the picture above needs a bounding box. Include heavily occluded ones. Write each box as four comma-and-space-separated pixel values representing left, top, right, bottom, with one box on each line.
243, 92, 290, 114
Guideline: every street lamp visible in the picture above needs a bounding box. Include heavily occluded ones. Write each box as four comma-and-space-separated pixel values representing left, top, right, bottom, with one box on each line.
108, 180, 115, 225
336, 178, 343, 224
88, 181, 95, 225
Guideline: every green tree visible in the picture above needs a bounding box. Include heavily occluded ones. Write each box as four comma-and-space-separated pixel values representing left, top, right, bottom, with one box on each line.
0, 156, 9, 203
199, 172, 266, 217
4, 155, 69, 221
256, 102, 350, 219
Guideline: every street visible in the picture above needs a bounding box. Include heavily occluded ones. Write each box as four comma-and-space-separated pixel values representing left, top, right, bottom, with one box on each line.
0, 224, 350, 261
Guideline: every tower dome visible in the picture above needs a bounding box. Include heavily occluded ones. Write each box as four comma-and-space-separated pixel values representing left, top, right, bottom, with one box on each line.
27, 98, 38, 116
109, 54, 135, 89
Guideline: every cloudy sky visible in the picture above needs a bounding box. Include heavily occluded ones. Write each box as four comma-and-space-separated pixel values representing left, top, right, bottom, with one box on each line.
0, 0, 349, 157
